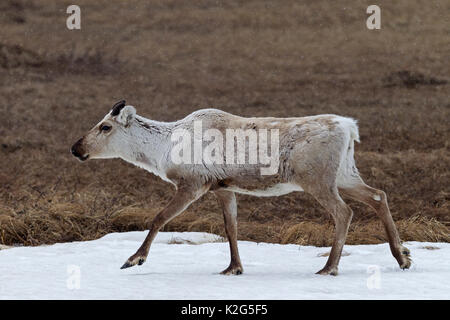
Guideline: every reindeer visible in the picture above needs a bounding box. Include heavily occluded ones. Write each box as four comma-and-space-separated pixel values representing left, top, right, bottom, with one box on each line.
71, 100, 411, 275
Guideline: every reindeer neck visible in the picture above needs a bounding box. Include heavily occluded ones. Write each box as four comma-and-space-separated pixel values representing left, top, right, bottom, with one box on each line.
121, 115, 175, 181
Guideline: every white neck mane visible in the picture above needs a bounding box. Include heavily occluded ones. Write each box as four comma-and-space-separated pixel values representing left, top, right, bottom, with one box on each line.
119, 115, 175, 182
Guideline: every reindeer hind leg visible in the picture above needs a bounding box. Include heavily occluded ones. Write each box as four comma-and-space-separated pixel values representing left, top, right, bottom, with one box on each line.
214, 190, 243, 275
339, 182, 411, 270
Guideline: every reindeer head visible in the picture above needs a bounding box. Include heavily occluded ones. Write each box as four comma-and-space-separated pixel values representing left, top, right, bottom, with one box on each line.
71, 100, 136, 161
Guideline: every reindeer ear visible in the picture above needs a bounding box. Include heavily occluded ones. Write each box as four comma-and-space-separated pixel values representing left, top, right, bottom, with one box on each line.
116, 105, 136, 126
111, 100, 126, 116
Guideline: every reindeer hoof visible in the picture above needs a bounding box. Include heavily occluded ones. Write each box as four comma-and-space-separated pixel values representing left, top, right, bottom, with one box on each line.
120, 262, 133, 269
316, 266, 338, 276
220, 265, 243, 275
120, 256, 146, 269
399, 246, 412, 270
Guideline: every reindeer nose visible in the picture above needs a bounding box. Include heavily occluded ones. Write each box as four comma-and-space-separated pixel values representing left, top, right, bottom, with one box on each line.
71, 146, 81, 158
71, 138, 85, 159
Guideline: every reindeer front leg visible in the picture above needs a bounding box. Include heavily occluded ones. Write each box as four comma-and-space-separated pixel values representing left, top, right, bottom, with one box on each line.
121, 184, 207, 269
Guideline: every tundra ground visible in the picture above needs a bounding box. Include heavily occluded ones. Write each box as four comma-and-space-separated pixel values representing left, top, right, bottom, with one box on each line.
0, 0, 448, 246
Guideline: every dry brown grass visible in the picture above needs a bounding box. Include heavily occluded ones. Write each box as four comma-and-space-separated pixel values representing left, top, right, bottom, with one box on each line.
0, 0, 449, 246
280, 216, 450, 247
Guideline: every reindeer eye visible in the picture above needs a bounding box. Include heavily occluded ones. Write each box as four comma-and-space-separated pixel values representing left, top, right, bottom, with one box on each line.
100, 124, 112, 132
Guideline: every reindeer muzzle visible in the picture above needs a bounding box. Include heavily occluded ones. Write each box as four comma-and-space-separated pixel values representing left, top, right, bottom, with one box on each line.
71, 138, 89, 161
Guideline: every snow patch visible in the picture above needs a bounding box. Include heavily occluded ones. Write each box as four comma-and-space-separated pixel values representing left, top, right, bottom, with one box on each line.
0, 231, 449, 299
